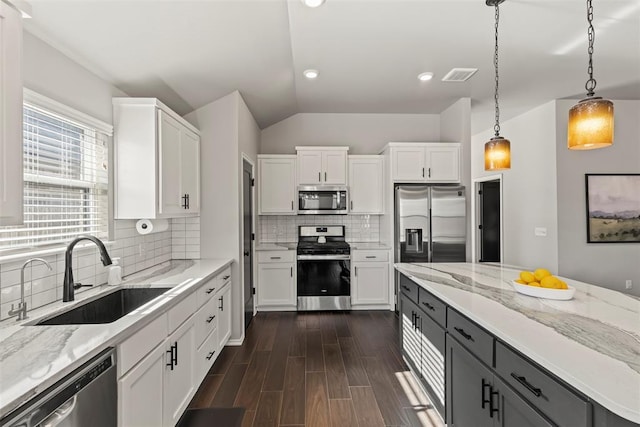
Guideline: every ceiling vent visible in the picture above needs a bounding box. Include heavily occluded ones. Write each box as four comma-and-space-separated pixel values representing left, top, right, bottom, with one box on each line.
442, 68, 478, 82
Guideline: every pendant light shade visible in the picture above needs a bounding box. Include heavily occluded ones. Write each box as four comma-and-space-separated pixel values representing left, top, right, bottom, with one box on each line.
567, 0, 614, 150
484, 0, 510, 171
568, 97, 614, 150
485, 137, 511, 170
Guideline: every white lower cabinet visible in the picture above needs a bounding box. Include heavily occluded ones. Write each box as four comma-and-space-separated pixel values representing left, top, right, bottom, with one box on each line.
351, 249, 390, 307
163, 317, 196, 427
257, 250, 296, 310
217, 283, 232, 348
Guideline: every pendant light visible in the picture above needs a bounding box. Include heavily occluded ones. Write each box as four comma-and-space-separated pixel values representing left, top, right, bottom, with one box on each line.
567, 0, 614, 150
484, 0, 510, 171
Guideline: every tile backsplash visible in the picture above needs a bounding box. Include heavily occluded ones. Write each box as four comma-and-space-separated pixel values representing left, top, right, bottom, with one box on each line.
258, 215, 380, 243
0, 217, 201, 320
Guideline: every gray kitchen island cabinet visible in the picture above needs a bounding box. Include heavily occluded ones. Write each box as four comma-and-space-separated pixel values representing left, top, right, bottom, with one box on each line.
397, 266, 640, 427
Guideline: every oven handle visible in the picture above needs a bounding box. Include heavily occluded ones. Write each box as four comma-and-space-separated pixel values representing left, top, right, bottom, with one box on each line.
297, 255, 351, 261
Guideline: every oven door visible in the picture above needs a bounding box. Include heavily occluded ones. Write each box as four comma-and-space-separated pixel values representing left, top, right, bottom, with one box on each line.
297, 255, 351, 310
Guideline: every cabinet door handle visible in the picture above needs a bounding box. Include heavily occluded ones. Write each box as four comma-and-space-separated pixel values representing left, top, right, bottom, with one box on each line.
354, 266, 357, 277
481, 378, 491, 409
290, 266, 293, 277
206, 287, 216, 294
489, 388, 499, 418
186, 193, 190, 209
318, 172, 321, 182
174, 342, 178, 366
206, 351, 216, 360
166, 348, 175, 370
510, 373, 542, 397
411, 311, 416, 328
350, 201, 353, 210
422, 167, 425, 178
182, 194, 188, 209
454, 327, 474, 341
414, 314, 420, 331
324, 172, 327, 181
219, 296, 224, 311
428, 167, 431, 178
206, 315, 215, 323
421, 301, 435, 311
291, 200, 294, 211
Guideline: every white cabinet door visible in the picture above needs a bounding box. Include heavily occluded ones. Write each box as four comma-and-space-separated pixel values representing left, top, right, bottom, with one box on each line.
181, 128, 200, 213
257, 263, 295, 307
348, 156, 383, 214
158, 110, 183, 215
163, 317, 196, 427
425, 145, 460, 183
258, 156, 296, 214
297, 150, 323, 185
352, 262, 389, 305
392, 146, 426, 182
0, 2, 23, 226
118, 343, 165, 427
217, 284, 232, 348
323, 150, 347, 185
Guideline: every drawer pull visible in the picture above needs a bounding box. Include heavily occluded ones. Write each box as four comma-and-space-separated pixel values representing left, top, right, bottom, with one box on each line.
223, 275, 230, 280
481, 378, 491, 409
206, 287, 216, 294
422, 301, 435, 311
454, 327, 474, 341
365, 255, 376, 259
270, 256, 281, 260
206, 351, 216, 360
206, 315, 216, 323
489, 388, 499, 418
414, 315, 420, 331
510, 373, 542, 397
402, 285, 411, 292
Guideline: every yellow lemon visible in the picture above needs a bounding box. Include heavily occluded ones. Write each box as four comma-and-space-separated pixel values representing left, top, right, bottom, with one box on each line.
520, 271, 535, 283
528, 281, 541, 287
515, 279, 526, 284
557, 280, 568, 290
534, 268, 552, 282
541, 276, 561, 289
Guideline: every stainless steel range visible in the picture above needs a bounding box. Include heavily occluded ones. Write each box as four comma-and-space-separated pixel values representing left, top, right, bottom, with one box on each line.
297, 225, 351, 311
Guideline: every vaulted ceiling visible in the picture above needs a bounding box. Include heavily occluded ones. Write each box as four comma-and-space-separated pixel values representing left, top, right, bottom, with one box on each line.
25, 0, 640, 132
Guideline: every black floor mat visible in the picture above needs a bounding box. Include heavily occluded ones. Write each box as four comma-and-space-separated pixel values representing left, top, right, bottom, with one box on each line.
177, 407, 245, 427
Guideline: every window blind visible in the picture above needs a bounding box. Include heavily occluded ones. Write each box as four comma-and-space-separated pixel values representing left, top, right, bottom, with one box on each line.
0, 102, 109, 251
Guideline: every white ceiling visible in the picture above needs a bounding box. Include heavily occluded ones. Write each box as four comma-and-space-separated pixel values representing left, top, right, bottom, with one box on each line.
25, 0, 640, 132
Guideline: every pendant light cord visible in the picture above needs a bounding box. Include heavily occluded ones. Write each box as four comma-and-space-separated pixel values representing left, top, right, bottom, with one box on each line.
585, 0, 597, 97
493, 3, 501, 137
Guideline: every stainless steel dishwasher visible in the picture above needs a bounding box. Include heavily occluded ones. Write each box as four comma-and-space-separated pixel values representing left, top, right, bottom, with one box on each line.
1, 348, 116, 427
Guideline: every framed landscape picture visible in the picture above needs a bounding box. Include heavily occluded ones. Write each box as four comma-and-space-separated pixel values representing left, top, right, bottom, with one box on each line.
586, 174, 640, 243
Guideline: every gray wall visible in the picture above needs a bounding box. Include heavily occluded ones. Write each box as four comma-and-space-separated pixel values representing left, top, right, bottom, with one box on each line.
556, 100, 640, 296
260, 113, 441, 154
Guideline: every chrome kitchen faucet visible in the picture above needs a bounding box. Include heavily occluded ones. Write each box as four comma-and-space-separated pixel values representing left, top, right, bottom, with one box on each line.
8, 258, 52, 321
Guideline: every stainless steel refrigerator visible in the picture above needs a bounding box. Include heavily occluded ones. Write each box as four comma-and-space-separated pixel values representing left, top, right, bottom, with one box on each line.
394, 185, 466, 264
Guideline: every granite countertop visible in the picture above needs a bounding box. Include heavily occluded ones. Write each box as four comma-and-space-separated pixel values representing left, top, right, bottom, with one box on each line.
395, 262, 640, 424
0, 258, 233, 419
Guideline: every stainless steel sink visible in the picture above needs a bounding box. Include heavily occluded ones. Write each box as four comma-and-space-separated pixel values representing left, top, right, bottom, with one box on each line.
35, 288, 172, 325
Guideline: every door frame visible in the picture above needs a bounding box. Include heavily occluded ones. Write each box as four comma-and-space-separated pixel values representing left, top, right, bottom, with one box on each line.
471, 174, 504, 263
240, 154, 256, 328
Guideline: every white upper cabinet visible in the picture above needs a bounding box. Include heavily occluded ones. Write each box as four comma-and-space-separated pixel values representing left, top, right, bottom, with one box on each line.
389, 143, 460, 183
296, 146, 348, 185
0, 2, 23, 226
348, 155, 384, 214
258, 155, 296, 215
113, 98, 200, 219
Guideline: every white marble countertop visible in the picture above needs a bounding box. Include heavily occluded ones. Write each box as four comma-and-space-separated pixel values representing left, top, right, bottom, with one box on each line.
350, 242, 391, 250
395, 262, 640, 424
255, 243, 297, 251
0, 258, 232, 419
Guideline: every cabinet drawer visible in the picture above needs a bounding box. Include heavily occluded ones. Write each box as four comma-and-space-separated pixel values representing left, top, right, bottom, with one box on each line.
258, 250, 295, 263
197, 278, 218, 307
418, 288, 446, 328
196, 328, 219, 380
118, 313, 167, 377
218, 266, 231, 286
399, 273, 419, 304
168, 292, 197, 333
447, 308, 494, 367
495, 342, 589, 427
195, 296, 218, 347
352, 250, 389, 262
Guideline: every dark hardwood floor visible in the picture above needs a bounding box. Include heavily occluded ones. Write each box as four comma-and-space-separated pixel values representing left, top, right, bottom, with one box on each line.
187, 311, 443, 427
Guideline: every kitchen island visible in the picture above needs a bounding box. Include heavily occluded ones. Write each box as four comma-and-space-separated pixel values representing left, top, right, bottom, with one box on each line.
395, 262, 639, 426
0, 258, 233, 422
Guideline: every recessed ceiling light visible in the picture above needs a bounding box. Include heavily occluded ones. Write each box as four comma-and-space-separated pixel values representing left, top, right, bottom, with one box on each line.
302, 0, 325, 7
418, 72, 434, 82
304, 69, 319, 79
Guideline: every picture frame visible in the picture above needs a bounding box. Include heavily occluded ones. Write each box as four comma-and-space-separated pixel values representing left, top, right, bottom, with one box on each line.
585, 174, 640, 243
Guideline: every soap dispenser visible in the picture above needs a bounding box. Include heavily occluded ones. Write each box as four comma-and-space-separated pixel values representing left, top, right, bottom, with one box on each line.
107, 257, 122, 286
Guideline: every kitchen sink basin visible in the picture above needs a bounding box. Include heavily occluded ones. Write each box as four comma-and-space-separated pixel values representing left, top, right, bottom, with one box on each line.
35, 287, 172, 325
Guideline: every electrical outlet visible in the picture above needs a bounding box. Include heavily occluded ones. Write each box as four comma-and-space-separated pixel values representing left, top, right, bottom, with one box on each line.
534, 227, 547, 237
625, 280, 633, 290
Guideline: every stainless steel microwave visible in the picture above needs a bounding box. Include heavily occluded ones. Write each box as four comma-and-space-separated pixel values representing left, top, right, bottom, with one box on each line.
297, 186, 349, 215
